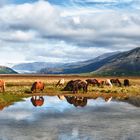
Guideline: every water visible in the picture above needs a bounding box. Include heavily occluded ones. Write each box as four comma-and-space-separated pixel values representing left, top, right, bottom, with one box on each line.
0, 96, 140, 140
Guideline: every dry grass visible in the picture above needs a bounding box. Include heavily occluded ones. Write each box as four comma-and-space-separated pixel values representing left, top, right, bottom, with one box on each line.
0, 74, 140, 109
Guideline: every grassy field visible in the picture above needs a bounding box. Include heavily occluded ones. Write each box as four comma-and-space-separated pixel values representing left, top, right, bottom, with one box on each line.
0, 74, 140, 109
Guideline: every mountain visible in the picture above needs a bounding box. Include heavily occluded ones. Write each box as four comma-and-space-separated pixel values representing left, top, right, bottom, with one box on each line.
0, 66, 17, 74
39, 47, 140, 76
38, 51, 120, 74
12, 62, 65, 73
93, 47, 140, 76
12, 51, 119, 73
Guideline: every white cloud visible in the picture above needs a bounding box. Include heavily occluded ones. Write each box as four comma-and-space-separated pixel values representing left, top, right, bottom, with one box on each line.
0, 0, 140, 65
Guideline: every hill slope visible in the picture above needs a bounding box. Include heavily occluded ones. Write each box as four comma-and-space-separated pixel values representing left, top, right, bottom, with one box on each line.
38, 52, 120, 74
94, 47, 140, 76
39, 47, 140, 76
0, 66, 17, 74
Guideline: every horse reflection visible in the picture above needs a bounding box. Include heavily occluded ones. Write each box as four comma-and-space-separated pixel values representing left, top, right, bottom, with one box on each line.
31, 96, 44, 107
65, 96, 87, 107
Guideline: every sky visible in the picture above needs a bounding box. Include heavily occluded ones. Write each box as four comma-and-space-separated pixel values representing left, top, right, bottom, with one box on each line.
0, 0, 140, 66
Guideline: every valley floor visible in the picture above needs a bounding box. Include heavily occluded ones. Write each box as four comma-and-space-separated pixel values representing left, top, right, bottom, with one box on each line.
0, 74, 140, 109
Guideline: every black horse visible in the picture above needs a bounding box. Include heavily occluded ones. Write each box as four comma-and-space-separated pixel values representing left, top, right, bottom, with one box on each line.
124, 79, 130, 87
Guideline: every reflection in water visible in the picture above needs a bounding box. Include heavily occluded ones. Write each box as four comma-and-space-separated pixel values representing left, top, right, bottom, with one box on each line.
0, 96, 140, 140
30, 95, 112, 108
29, 95, 112, 108
30, 96, 44, 107
65, 96, 87, 107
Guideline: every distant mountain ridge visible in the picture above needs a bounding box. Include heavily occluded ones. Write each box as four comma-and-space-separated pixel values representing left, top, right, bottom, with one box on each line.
12, 47, 140, 76
12, 51, 119, 74
39, 47, 140, 76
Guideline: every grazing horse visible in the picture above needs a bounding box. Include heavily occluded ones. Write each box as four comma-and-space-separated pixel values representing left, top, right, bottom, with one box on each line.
65, 96, 87, 107
86, 79, 100, 87
63, 80, 88, 93
97, 80, 105, 87
124, 79, 130, 87
110, 78, 122, 87
0, 80, 5, 92
31, 96, 44, 107
31, 81, 45, 93
105, 79, 113, 87
56, 78, 65, 87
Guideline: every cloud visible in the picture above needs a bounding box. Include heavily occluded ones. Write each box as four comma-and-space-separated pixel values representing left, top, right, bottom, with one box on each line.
0, 0, 140, 65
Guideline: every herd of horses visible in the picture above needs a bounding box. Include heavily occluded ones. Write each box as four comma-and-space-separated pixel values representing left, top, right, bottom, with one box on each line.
0, 78, 130, 93
60, 78, 129, 93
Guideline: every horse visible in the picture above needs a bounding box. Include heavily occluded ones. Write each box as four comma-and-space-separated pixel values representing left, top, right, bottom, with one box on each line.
56, 78, 65, 87
124, 79, 130, 87
31, 81, 45, 93
97, 80, 105, 87
62, 80, 88, 93
105, 79, 113, 87
110, 78, 122, 87
31, 96, 44, 107
0, 80, 5, 92
86, 79, 100, 87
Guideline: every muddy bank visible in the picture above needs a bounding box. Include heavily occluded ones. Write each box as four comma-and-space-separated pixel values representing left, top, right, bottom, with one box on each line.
124, 96, 140, 107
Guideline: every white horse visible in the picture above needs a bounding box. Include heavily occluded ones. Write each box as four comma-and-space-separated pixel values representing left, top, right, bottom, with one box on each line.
56, 78, 65, 87
105, 79, 113, 87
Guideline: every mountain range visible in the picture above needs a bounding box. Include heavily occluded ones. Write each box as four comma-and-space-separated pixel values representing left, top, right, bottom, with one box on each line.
12, 47, 140, 76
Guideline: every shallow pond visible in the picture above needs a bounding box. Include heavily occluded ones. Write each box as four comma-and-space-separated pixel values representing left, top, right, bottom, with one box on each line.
0, 95, 140, 140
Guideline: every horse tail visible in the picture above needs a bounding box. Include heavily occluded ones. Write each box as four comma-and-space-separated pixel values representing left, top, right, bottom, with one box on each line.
31, 82, 37, 92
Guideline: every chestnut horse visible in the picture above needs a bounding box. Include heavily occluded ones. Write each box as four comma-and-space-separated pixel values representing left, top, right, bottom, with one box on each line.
31, 81, 45, 93
0, 80, 5, 92
86, 79, 100, 87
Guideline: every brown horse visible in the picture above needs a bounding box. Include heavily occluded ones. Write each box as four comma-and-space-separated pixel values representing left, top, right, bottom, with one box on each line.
110, 78, 122, 87
0, 80, 5, 92
31, 96, 44, 107
86, 79, 100, 87
31, 81, 45, 93
63, 80, 88, 93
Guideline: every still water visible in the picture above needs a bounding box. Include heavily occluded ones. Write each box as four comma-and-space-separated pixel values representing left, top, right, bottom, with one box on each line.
0, 96, 140, 140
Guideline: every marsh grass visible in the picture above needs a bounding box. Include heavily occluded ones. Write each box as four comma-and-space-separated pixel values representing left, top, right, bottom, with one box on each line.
0, 75, 140, 109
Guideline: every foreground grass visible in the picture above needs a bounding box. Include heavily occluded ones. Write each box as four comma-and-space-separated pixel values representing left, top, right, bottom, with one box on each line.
0, 75, 140, 109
